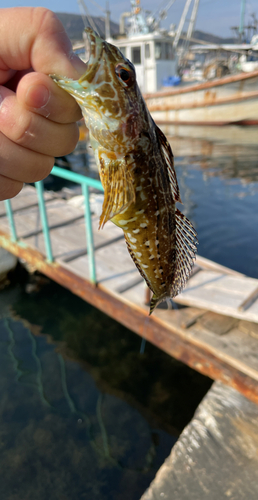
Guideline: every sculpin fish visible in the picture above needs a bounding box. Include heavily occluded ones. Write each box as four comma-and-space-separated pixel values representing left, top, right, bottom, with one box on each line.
51, 28, 198, 314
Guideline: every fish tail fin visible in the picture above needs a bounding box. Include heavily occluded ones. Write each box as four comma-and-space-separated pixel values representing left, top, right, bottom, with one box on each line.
170, 208, 198, 297
149, 293, 167, 315
149, 294, 159, 315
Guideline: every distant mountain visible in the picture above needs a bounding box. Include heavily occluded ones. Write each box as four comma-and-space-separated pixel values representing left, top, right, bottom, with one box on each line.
55, 13, 236, 45
55, 12, 119, 41
192, 30, 236, 45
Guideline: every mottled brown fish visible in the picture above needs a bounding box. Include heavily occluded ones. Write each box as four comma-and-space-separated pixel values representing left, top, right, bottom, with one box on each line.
51, 28, 198, 314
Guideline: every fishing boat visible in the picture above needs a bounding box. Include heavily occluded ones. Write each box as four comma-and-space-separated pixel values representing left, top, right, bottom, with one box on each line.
144, 0, 258, 126
144, 69, 258, 126
86, 0, 258, 125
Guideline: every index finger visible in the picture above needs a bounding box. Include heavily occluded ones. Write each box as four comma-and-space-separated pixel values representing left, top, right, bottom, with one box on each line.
0, 7, 87, 83
16, 72, 82, 124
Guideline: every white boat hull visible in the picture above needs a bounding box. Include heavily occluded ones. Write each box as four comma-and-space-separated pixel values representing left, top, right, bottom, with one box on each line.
144, 70, 258, 125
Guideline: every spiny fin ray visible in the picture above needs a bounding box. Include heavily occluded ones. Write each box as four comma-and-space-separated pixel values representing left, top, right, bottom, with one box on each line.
154, 124, 182, 203
170, 208, 198, 298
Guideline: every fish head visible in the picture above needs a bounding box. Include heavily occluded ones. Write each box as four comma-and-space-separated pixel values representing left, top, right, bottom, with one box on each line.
51, 28, 151, 154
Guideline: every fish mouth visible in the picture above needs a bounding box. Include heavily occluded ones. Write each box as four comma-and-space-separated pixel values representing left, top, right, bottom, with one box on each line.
50, 28, 104, 102
79, 27, 104, 82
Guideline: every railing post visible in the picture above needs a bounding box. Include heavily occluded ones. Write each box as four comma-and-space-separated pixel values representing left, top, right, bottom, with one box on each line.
82, 183, 96, 284
35, 181, 53, 262
4, 199, 17, 242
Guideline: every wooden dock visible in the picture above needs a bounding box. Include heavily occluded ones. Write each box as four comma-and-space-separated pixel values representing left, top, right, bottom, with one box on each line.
1, 185, 258, 405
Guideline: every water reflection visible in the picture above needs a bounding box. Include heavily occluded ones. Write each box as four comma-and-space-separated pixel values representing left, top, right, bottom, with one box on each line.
164, 125, 258, 279
200, 155, 258, 187
0, 276, 211, 500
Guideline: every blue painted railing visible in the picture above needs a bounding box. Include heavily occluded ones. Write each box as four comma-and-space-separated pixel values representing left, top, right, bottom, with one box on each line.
4, 166, 104, 284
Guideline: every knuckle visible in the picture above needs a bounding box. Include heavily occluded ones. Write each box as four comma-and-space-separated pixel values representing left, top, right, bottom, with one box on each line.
33, 7, 59, 33
15, 113, 34, 146
34, 7, 67, 40
0, 98, 36, 148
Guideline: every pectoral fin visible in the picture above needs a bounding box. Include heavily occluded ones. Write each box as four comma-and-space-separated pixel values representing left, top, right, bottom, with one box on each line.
99, 160, 135, 229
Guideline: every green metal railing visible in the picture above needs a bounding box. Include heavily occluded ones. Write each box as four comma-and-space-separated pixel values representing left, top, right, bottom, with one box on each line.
4, 166, 104, 284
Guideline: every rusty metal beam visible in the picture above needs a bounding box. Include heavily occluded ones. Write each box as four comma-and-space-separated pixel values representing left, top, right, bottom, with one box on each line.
1, 229, 258, 405
146, 91, 258, 113
152, 119, 258, 127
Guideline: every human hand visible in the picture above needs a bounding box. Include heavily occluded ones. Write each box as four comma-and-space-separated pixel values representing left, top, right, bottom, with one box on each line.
0, 7, 87, 201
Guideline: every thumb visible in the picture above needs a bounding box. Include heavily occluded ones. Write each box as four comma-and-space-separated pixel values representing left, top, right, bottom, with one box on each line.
31, 9, 87, 78
0, 7, 87, 80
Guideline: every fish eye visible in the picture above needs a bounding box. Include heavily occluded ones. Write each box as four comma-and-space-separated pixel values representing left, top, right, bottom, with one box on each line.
115, 65, 134, 87
119, 68, 130, 82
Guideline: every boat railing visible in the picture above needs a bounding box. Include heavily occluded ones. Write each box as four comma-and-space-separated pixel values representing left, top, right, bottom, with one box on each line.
4, 165, 104, 284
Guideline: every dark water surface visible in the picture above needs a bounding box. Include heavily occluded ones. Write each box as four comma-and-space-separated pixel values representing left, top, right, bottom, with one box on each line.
1, 126, 258, 499
0, 275, 211, 500
171, 128, 258, 278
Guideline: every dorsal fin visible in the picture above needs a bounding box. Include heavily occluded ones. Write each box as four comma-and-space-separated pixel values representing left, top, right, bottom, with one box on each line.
150, 210, 197, 313
170, 208, 198, 297
154, 124, 182, 203
99, 159, 135, 229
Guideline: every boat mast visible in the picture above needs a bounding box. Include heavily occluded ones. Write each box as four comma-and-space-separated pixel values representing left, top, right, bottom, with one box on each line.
78, 0, 99, 33
186, 0, 200, 41
78, 0, 110, 38
239, 0, 246, 41
105, 1, 110, 39
173, 0, 193, 49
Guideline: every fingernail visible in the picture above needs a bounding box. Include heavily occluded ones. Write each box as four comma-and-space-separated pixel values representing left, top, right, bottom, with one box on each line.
26, 84, 50, 109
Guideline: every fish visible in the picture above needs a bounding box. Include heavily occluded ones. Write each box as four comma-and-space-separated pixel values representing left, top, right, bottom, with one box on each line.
51, 28, 198, 314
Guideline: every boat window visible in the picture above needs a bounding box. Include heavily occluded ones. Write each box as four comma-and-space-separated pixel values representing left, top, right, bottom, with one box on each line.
145, 43, 150, 58
165, 43, 174, 60
132, 46, 141, 64
119, 46, 126, 57
155, 42, 162, 60
155, 42, 174, 60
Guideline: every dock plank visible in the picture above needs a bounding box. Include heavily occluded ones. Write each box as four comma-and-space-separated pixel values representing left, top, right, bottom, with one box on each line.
153, 308, 258, 381
59, 235, 139, 288
175, 270, 258, 322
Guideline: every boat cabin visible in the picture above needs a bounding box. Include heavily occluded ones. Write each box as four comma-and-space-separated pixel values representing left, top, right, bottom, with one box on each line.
108, 32, 178, 93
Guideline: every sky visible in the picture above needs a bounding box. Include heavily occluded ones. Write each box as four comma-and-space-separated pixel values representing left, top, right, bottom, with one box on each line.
0, 0, 257, 39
